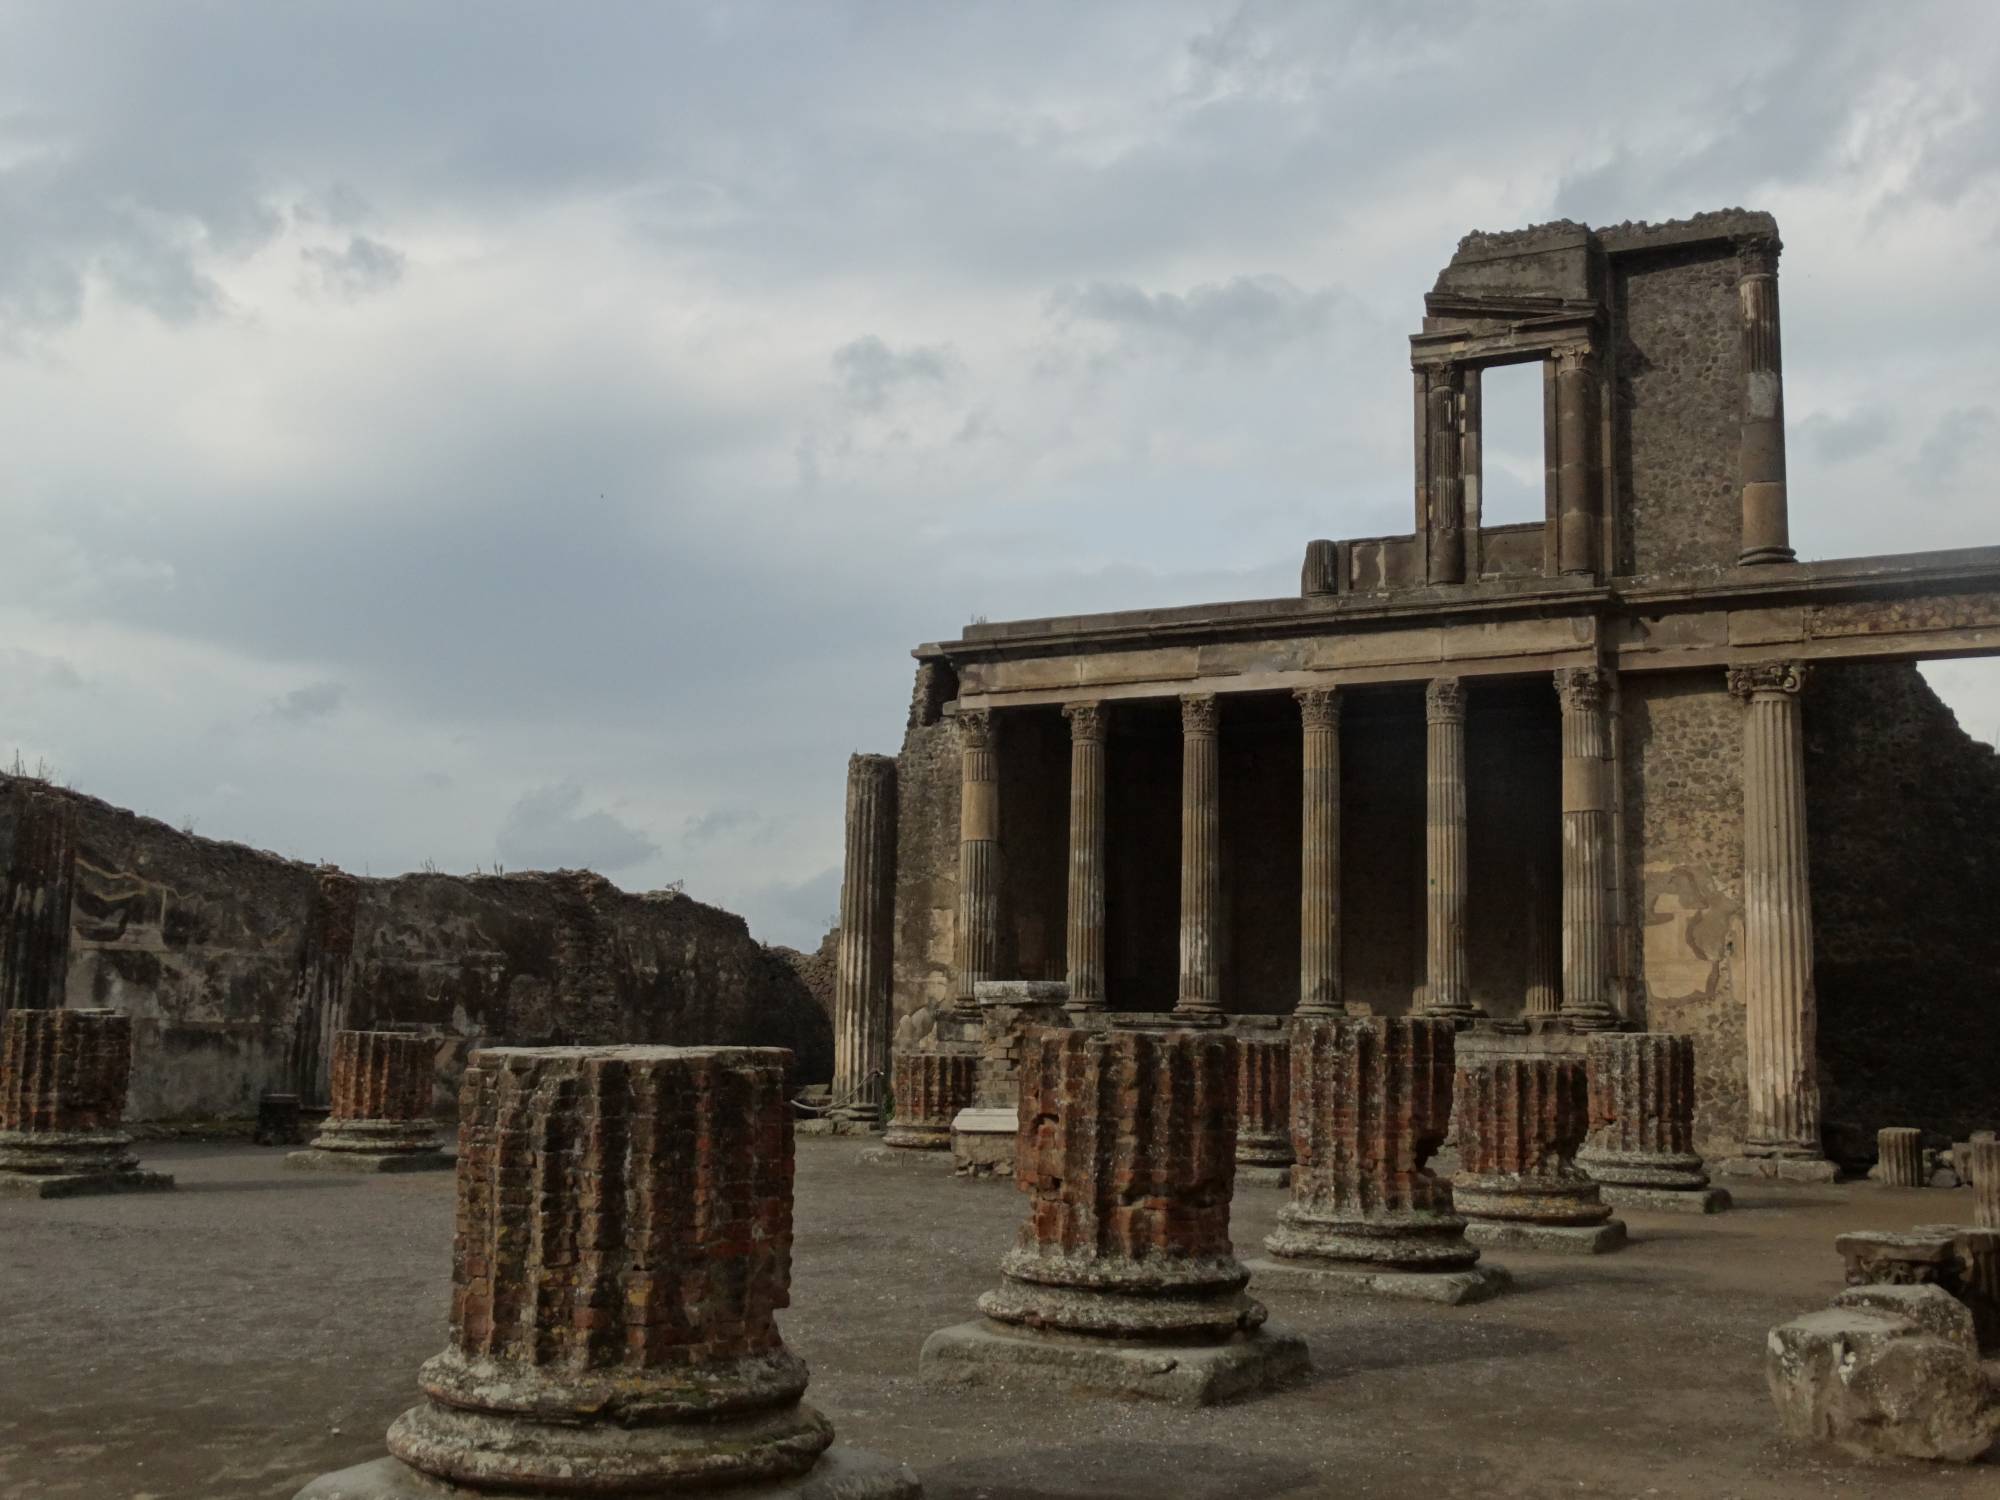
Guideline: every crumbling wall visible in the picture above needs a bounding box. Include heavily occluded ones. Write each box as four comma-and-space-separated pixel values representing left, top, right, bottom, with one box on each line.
1610, 241, 1743, 579
0, 774, 831, 1121
891, 663, 961, 1052
1805, 662, 2000, 1157
1622, 671, 1747, 1156
772, 927, 838, 1020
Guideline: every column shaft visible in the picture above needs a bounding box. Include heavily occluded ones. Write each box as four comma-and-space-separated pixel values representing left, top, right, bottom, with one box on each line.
833, 753, 897, 1117
1176, 694, 1221, 1017
1296, 687, 1343, 1016
1556, 667, 1618, 1028
1556, 350, 1599, 575
954, 710, 1000, 1018
1737, 237, 1795, 564
1063, 703, 1107, 1013
1730, 663, 1820, 1157
1426, 368, 1465, 585
1424, 678, 1477, 1020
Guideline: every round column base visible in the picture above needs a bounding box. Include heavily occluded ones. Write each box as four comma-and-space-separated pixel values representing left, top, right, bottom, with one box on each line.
880, 1121, 952, 1150
0, 1128, 138, 1177
981, 1251, 1261, 1341
1579, 1146, 1711, 1192
1264, 1203, 1480, 1271
1453, 1171, 1614, 1226
310, 1119, 443, 1156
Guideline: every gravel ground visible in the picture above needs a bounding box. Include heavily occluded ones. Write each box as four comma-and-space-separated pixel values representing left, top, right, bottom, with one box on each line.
0, 1138, 1991, 1499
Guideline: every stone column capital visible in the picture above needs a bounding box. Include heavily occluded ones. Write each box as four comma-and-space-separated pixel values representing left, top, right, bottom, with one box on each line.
1424, 676, 1465, 724
1294, 685, 1342, 728
1062, 700, 1107, 742
1735, 234, 1781, 280
1180, 693, 1219, 735
1554, 344, 1598, 376
956, 707, 995, 751
847, 751, 896, 787
1554, 665, 1609, 713
1727, 661, 1807, 700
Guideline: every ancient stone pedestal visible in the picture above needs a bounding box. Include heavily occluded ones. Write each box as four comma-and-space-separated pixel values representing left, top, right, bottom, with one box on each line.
1967, 1138, 1999, 1229
1454, 1056, 1624, 1254
881, 1050, 977, 1152
0, 1008, 172, 1198
1913, 1225, 2000, 1354
1579, 1033, 1730, 1213
921, 1028, 1307, 1405
1876, 1127, 1924, 1188
1234, 1032, 1293, 1187
288, 1031, 448, 1173
1245, 1016, 1506, 1304
294, 1046, 920, 1500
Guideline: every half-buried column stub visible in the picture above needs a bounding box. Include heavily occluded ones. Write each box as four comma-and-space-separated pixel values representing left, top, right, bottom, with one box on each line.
883, 1048, 978, 1152
1873, 1128, 1923, 1188
295, 1045, 921, 1500
1248, 1015, 1507, 1304
288, 1030, 448, 1174
1454, 1055, 1626, 1255
0, 1008, 172, 1199
1233, 1024, 1293, 1186
922, 1026, 1307, 1405
833, 752, 898, 1127
1580, 1033, 1730, 1213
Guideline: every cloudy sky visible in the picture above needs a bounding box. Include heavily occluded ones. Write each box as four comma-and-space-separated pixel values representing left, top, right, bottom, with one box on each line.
4, 2, 1998, 948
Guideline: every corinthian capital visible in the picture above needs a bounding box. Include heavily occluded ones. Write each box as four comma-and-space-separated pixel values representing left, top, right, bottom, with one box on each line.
1294, 686, 1341, 729
1554, 666, 1608, 714
1726, 661, 1807, 699
1063, 700, 1106, 743
1425, 676, 1465, 723
1180, 694, 1219, 735
956, 707, 995, 752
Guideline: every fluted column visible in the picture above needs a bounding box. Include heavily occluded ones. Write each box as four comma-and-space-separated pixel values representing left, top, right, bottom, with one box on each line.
1523, 853, 1560, 1019
1176, 694, 1222, 1018
290, 1029, 447, 1171
1580, 1033, 1724, 1211
1736, 236, 1794, 565
1729, 662, 1822, 1161
954, 709, 1001, 1020
1296, 687, 1344, 1017
0, 1007, 171, 1194
1555, 348, 1600, 575
1970, 1139, 2000, 1230
1425, 367, 1466, 585
1063, 702, 1107, 1016
1424, 677, 1478, 1021
1875, 1128, 1922, 1188
1556, 667, 1618, 1029
1454, 1056, 1623, 1252
834, 753, 897, 1120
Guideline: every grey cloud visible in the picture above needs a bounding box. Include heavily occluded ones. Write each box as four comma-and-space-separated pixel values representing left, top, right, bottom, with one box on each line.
301, 234, 405, 299
832, 335, 959, 410
1799, 409, 1895, 464
271, 680, 346, 724
1918, 407, 1996, 482
738, 864, 840, 950
496, 783, 659, 873
682, 806, 768, 846
1047, 275, 1342, 360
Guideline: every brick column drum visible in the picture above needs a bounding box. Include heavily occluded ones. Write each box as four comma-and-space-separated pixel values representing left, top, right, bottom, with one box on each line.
1422, 678, 1479, 1022
1234, 1032, 1294, 1183
288, 1030, 448, 1173
295, 1046, 920, 1500
1875, 1128, 1923, 1188
1721, 662, 1835, 1182
883, 1049, 978, 1151
1248, 1016, 1507, 1304
922, 1027, 1307, 1405
0, 1008, 172, 1198
1454, 1056, 1625, 1254
833, 753, 897, 1125
1580, 1032, 1730, 1213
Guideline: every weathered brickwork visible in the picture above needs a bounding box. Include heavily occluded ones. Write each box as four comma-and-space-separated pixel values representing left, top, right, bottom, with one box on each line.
884, 1048, 977, 1150
328, 1030, 435, 1124
0, 775, 832, 1122
1453, 1056, 1615, 1230
386, 1046, 829, 1492
1581, 1032, 1712, 1191
1235, 1033, 1292, 1169
0, 1006, 132, 1134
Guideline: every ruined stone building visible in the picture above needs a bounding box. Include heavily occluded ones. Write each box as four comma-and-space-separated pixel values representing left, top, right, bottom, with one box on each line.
831, 210, 2000, 1167
0, 778, 833, 1119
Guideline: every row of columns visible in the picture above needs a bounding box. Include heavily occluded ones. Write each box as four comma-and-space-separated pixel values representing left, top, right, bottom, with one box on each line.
942, 657, 1822, 1160
954, 666, 1628, 1030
